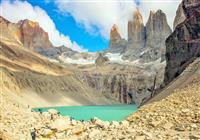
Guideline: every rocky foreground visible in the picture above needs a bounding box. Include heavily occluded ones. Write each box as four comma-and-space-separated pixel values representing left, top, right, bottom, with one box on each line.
1, 77, 200, 140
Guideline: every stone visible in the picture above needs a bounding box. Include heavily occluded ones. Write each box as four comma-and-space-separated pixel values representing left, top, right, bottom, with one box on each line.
189, 134, 200, 139
135, 135, 146, 140
175, 127, 185, 131
190, 124, 198, 129
163, 122, 174, 130
42, 112, 51, 120
110, 121, 119, 127
95, 53, 109, 66
71, 126, 85, 135
50, 118, 71, 131
88, 129, 100, 138
55, 132, 65, 139
92, 117, 105, 127
119, 120, 129, 127
48, 109, 58, 115
182, 109, 190, 113
40, 128, 54, 137
71, 120, 77, 125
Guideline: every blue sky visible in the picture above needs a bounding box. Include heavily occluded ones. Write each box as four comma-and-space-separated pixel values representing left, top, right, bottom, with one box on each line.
0, 0, 180, 52
27, 0, 108, 52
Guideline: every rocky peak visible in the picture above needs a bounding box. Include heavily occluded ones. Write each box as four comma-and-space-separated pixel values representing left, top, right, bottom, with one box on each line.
17, 19, 51, 50
133, 8, 143, 24
18, 19, 40, 28
173, 0, 200, 30
0, 16, 10, 25
146, 9, 172, 48
109, 24, 127, 53
128, 9, 145, 44
173, 3, 186, 30
109, 24, 122, 48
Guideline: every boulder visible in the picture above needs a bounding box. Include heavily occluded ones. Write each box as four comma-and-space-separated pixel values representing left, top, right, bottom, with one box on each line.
95, 53, 109, 66
42, 112, 52, 120
48, 109, 58, 115
92, 117, 105, 127
50, 117, 71, 131
88, 129, 100, 138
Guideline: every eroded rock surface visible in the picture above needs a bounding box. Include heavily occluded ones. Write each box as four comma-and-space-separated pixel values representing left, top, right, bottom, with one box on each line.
76, 61, 165, 105
164, 0, 200, 85
173, 3, 186, 30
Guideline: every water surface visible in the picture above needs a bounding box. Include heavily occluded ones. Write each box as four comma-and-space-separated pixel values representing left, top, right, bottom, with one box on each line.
33, 104, 137, 121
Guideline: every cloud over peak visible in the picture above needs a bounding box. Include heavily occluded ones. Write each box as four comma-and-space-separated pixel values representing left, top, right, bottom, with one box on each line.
55, 0, 181, 39
55, 0, 136, 39
0, 0, 86, 52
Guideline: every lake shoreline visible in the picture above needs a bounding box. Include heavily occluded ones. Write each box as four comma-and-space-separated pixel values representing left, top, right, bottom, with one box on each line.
33, 104, 138, 121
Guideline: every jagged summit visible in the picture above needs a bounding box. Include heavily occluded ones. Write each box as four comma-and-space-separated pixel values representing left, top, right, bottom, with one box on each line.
109, 24, 122, 48
133, 8, 143, 24
109, 24, 127, 53
0, 17, 73, 59
109, 9, 171, 61
17, 19, 40, 28
128, 9, 145, 43
173, 3, 186, 30
146, 9, 172, 48
0, 16, 11, 24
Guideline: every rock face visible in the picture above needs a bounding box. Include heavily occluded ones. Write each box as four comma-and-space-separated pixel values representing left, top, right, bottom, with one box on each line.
141, 10, 172, 61
123, 9, 145, 59
164, 0, 200, 85
76, 62, 165, 105
128, 9, 145, 46
146, 10, 172, 48
0, 16, 71, 59
109, 9, 171, 62
173, 3, 186, 30
109, 24, 127, 53
109, 24, 122, 48
17, 19, 72, 58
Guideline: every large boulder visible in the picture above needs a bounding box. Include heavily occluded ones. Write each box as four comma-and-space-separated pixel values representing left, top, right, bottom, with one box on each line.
95, 53, 109, 66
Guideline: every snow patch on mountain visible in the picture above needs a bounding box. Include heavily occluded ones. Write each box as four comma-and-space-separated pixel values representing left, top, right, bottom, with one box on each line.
62, 57, 95, 65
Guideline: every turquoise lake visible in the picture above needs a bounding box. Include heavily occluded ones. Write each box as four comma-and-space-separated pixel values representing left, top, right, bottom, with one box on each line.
33, 104, 137, 121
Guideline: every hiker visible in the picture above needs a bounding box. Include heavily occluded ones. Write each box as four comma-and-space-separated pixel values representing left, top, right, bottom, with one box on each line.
30, 128, 36, 140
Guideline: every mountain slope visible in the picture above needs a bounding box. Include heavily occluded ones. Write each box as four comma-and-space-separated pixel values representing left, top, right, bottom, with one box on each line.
146, 58, 200, 104
145, 0, 200, 104
0, 18, 116, 107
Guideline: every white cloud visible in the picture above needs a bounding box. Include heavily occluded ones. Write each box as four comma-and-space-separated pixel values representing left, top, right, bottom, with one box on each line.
55, 0, 181, 39
0, 0, 86, 52
55, 0, 136, 39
